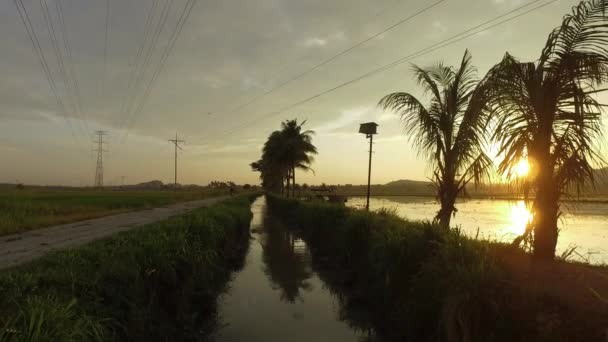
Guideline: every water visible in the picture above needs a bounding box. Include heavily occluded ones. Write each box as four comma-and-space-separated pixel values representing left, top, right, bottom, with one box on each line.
348, 196, 608, 265
213, 197, 367, 342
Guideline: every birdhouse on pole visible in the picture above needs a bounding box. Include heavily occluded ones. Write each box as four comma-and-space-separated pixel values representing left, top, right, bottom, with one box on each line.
358, 122, 378, 211
359, 122, 378, 137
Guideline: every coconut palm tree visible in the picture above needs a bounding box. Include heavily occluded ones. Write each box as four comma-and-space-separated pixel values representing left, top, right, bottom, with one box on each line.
280, 119, 317, 197
483, 0, 608, 259
251, 119, 317, 197
379, 50, 492, 228
260, 130, 290, 194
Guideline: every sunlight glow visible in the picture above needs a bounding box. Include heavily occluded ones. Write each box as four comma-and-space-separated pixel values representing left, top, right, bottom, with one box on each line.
514, 159, 530, 178
509, 201, 533, 236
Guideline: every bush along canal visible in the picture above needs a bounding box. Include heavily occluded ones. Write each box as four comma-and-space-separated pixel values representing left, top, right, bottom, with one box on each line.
0, 195, 257, 341
266, 195, 608, 342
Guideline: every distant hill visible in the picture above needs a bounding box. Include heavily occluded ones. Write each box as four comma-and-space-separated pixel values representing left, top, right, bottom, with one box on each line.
132, 180, 165, 189
334, 179, 434, 196
384, 179, 432, 187
334, 168, 608, 197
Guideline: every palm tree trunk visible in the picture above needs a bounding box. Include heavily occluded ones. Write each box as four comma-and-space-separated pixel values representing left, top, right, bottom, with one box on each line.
436, 178, 457, 229
437, 194, 455, 229
285, 170, 291, 198
292, 167, 296, 198
532, 170, 559, 260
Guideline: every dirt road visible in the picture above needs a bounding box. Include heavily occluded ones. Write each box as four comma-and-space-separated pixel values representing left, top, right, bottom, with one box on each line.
0, 196, 229, 270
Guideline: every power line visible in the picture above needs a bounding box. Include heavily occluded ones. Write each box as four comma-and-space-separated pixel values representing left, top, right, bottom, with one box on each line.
102, 0, 110, 100
118, 0, 175, 132
116, 0, 160, 127
40, 0, 87, 136
13, 0, 77, 141
122, 0, 199, 140
55, 0, 87, 131
198, 0, 557, 144
211, 0, 409, 115
213, 0, 446, 118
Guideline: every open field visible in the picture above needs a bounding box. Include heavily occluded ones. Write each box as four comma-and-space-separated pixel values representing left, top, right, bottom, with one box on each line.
0, 195, 230, 270
0, 188, 231, 236
0, 195, 256, 341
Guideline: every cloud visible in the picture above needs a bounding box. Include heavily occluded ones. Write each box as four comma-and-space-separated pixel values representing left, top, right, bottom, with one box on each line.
313, 106, 370, 133
301, 31, 346, 48
191, 142, 258, 156
493, 0, 524, 5
378, 112, 398, 123
375, 134, 405, 143
241, 76, 263, 90
427, 20, 448, 39
193, 75, 227, 89
303, 37, 328, 47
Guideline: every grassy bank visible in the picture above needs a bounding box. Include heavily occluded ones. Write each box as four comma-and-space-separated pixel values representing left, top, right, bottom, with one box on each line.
267, 195, 608, 342
0, 194, 257, 341
0, 189, 231, 235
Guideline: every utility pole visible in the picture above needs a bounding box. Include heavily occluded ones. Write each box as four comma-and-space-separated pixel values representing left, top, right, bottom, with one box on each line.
93, 130, 108, 188
366, 134, 373, 211
168, 132, 185, 189
358, 122, 378, 211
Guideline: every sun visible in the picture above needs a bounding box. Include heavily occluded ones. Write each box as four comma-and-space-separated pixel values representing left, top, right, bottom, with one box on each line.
514, 159, 530, 177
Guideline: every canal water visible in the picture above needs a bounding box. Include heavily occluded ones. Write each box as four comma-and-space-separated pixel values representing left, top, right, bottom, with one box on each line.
348, 196, 608, 264
213, 196, 368, 342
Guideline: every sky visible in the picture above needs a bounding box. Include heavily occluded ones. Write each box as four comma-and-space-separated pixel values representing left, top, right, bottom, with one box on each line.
0, 0, 606, 186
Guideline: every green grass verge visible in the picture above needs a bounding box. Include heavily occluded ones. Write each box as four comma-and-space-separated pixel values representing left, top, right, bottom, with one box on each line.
0, 194, 258, 341
0, 189, 231, 235
267, 195, 606, 342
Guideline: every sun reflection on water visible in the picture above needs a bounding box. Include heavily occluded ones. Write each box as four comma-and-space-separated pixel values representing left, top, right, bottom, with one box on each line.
509, 201, 533, 236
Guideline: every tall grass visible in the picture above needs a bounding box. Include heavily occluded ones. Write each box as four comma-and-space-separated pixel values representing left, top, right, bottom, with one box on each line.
0, 189, 229, 235
0, 195, 256, 341
267, 195, 607, 342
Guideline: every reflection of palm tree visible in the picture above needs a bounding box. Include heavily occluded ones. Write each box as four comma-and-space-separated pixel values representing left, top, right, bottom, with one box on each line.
484, 0, 608, 259
261, 215, 312, 303
379, 50, 492, 228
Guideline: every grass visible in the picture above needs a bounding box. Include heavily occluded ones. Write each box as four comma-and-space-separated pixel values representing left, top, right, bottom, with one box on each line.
0, 188, 231, 236
0, 194, 257, 341
267, 195, 608, 342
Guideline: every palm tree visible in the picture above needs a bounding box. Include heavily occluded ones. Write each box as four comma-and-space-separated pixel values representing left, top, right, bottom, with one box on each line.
280, 119, 317, 197
251, 119, 317, 197
483, 0, 608, 259
379, 50, 492, 228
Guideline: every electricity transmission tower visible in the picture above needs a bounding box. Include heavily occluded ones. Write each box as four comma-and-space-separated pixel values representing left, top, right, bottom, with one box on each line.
168, 133, 185, 188
93, 130, 108, 187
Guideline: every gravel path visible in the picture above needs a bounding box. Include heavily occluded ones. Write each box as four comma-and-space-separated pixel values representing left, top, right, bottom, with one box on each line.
0, 196, 229, 270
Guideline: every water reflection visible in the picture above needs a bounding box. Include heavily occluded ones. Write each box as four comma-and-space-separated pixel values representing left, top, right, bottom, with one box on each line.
348, 196, 608, 264
261, 215, 312, 303
214, 197, 366, 342
507, 201, 533, 236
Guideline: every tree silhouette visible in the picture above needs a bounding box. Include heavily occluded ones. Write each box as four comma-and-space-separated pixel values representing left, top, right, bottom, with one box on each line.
251, 119, 317, 197
379, 50, 492, 228
280, 119, 317, 197
483, 0, 608, 259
